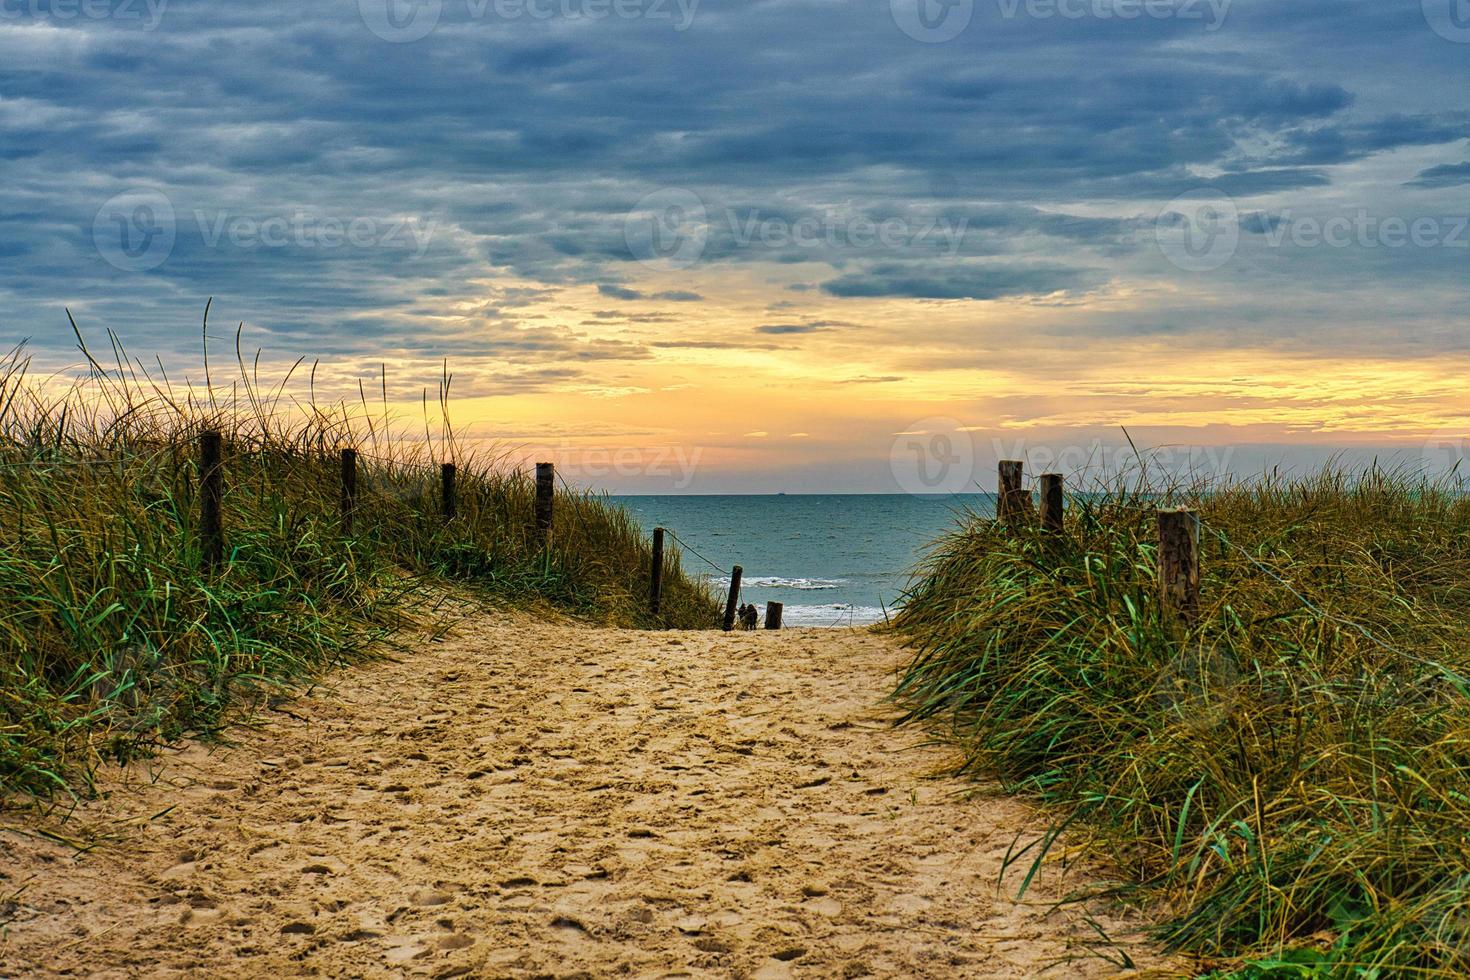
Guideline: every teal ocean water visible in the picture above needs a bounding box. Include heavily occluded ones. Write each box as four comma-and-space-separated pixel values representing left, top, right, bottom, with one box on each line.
611, 494, 995, 627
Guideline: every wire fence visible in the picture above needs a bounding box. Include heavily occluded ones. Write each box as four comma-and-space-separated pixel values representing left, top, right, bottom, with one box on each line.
662, 527, 730, 576
663, 528, 874, 630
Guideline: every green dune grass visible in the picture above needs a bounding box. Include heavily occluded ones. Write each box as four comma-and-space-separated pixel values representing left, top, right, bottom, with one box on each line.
0, 317, 719, 802
893, 469, 1470, 977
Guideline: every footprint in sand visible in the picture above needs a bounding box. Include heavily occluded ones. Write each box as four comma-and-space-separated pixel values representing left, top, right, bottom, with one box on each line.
410, 888, 454, 907
384, 941, 431, 964
807, 896, 844, 917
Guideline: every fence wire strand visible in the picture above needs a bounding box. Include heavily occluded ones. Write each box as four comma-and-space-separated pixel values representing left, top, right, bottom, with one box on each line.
663, 528, 730, 576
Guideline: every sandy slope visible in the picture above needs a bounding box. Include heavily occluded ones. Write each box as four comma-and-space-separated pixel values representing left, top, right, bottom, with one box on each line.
0, 616, 1174, 978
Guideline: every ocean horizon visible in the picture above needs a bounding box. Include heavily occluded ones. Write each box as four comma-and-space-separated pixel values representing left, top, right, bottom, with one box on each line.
611, 493, 997, 626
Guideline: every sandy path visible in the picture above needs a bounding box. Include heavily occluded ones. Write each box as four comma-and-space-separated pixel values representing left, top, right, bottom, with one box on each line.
0, 616, 1170, 978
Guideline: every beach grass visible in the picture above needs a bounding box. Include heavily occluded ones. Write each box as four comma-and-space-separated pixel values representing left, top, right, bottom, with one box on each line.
0, 316, 719, 803
892, 467, 1470, 977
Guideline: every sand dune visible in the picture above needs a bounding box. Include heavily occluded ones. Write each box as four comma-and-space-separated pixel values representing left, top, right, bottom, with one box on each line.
0, 615, 1173, 978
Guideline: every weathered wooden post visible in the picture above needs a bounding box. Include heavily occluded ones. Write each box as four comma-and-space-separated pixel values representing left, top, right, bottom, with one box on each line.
650, 527, 665, 616
1040, 473, 1065, 533
722, 564, 743, 632
199, 430, 224, 571
1157, 507, 1201, 625
340, 447, 358, 536
998, 460, 1026, 524
534, 462, 555, 541
764, 601, 783, 630
441, 462, 457, 519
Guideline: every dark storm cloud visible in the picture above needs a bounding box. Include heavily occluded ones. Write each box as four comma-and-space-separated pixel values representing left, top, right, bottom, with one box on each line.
1, 0, 1468, 360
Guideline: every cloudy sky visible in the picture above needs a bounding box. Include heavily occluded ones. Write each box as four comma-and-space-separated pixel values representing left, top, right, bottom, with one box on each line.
4, 0, 1469, 491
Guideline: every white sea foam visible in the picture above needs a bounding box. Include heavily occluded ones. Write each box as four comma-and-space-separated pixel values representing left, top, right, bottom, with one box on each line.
781, 604, 887, 627
712, 576, 846, 590
747, 576, 845, 590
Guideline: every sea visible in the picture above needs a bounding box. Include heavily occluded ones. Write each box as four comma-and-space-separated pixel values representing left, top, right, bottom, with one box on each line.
610, 494, 995, 627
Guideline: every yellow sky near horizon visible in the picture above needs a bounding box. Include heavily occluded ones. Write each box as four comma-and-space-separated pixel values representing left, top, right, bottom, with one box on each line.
287, 269, 1470, 492
46, 264, 1467, 493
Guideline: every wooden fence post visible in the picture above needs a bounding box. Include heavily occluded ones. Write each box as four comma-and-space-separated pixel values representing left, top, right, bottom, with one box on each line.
199, 430, 224, 571
650, 527, 665, 616
441, 462, 457, 519
764, 601, 783, 630
722, 564, 743, 631
534, 462, 555, 541
1157, 507, 1201, 625
1040, 473, 1064, 533
340, 448, 358, 536
998, 460, 1025, 524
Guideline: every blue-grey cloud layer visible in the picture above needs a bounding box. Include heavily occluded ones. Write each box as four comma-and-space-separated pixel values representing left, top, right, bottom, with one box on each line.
1, 0, 1467, 366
